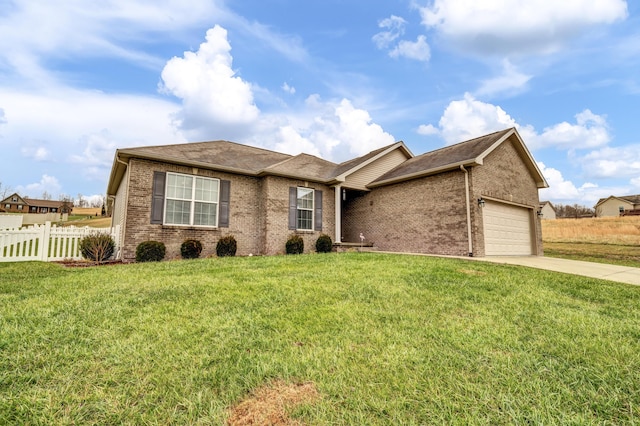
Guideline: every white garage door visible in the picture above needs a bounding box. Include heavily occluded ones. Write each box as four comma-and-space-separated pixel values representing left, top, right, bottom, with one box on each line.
483, 201, 534, 256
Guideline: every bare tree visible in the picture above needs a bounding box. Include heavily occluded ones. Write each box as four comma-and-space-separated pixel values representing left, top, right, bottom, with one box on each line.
41, 191, 52, 200
0, 181, 13, 199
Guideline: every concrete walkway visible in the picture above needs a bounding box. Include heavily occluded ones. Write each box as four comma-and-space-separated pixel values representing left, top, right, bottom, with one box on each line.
474, 256, 640, 286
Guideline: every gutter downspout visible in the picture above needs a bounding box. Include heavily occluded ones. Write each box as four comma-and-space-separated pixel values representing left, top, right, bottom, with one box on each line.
460, 165, 473, 256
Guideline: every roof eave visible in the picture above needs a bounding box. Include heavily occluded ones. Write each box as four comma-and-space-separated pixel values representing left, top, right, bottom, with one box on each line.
367, 159, 481, 188
257, 169, 332, 184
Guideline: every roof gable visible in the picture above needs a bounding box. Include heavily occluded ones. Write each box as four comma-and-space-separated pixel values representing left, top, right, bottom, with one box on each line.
595, 194, 640, 208
1, 193, 26, 205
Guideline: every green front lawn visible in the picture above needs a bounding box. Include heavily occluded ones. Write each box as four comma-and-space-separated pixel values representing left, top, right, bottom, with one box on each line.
1, 253, 639, 424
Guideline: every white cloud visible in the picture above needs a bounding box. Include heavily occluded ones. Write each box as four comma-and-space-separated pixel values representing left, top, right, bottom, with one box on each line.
580, 145, 640, 179
429, 94, 609, 151
17, 175, 62, 199
537, 162, 625, 206
282, 82, 296, 94
537, 162, 581, 200
21, 146, 51, 162
419, 0, 628, 55
0, 86, 184, 187
417, 124, 439, 136
0, 0, 223, 73
70, 130, 120, 181
532, 109, 611, 150
389, 35, 431, 62
435, 93, 529, 145
162, 26, 395, 162
256, 97, 396, 160
0, 108, 6, 124
475, 59, 532, 97
160, 25, 261, 139
373, 15, 430, 62
372, 15, 407, 49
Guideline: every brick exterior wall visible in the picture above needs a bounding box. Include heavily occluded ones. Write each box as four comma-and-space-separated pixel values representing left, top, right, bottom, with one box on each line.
342, 170, 470, 256
260, 176, 335, 255
469, 138, 543, 256
115, 135, 541, 260
118, 159, 336, 261
121, 159, 262, 260
341, 136, 543, 257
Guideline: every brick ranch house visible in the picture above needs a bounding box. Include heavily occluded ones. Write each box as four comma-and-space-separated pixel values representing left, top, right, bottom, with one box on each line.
0, 193, 73, 214
106, 127, 548, 261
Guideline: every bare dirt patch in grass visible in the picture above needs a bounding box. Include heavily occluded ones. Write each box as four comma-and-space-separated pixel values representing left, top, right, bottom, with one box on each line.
226, 380, 320, 426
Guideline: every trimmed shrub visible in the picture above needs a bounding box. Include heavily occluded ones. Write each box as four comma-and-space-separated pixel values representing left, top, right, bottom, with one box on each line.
216, 235, 237, 257
180, 239, 203, 259
79, 233, 115, 263
285, 234, 304, 255
135, 240, 166, 262
315, 234, 333, 253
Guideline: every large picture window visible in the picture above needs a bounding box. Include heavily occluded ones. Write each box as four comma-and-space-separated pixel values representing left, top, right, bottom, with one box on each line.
164, 172, 219, 226
296, 187, 314, 230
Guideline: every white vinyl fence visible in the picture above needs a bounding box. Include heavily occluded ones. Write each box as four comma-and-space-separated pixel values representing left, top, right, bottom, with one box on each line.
0, 221, 120, 262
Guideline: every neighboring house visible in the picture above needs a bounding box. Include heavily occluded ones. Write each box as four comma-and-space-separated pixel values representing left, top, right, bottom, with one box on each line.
594, 195, 640, 217
0, 193, 72, 214
106, 127, 548, 261
539, 201, 556, 220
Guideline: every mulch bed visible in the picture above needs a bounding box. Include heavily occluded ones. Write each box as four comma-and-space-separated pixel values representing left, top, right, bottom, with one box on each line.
54, 259, 125, 268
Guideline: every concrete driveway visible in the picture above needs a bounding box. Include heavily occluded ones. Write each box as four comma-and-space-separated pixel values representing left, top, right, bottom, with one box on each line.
477, 256, 640, 286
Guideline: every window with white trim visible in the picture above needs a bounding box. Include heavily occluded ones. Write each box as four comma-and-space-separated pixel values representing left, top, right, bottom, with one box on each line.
296, 187, 314, 230
164, 172, 219, 226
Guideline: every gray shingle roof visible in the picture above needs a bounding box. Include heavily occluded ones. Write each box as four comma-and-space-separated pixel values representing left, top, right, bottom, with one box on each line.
108, 127, 546, 195
261, 153, 339, 181
118, 140, 293, 173
370, 128, 513, 186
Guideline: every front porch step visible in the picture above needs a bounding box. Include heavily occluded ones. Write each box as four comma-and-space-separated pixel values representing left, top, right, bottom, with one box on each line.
333, 242, 378, 253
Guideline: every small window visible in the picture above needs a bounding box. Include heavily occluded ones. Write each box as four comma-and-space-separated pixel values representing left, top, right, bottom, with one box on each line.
296, 187, 314, 230
31, 206, 37, 212
4, 204, 9, 209
17, 204, 23, 210
11, 196, 17, 202
51, 208, 57, 212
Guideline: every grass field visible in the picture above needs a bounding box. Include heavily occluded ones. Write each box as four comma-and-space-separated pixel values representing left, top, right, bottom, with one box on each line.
1, 253, 639, 424
542, 216, 640, 266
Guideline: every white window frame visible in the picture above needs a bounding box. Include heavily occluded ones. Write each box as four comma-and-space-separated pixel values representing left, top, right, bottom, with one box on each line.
296, 187, 314, 231
164, 172, 220, 227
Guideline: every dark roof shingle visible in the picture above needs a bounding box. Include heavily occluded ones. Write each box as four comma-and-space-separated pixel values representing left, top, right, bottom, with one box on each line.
370, 128, 512, 186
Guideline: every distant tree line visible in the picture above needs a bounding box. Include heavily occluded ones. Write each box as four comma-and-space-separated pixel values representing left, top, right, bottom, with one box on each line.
553, 203, 594, 218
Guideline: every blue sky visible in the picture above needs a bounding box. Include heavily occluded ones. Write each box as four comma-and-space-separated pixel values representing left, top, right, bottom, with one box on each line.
1, 0, 639, 207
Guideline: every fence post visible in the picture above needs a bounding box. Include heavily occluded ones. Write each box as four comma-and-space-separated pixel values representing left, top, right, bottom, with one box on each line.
40, 221, 51, 261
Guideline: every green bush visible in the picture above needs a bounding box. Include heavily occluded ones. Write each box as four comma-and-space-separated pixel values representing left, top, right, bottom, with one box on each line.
216, 235, 237, 257
79, 233, 115, 263
180, 239, 203, 259
315, 234, 333, 253
135, 240, 166, 262
285, 234, 304, 255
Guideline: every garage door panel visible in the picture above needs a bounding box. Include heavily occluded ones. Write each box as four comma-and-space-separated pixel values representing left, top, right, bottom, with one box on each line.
483, 201, 533, 256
